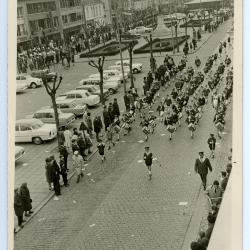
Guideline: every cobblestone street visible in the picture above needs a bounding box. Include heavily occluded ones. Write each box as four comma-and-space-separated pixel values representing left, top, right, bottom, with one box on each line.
14, 19, 233, 249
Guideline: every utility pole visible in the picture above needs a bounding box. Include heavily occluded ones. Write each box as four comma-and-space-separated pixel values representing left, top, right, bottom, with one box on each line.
170, 0, 175, 54
116, 0, 126, 93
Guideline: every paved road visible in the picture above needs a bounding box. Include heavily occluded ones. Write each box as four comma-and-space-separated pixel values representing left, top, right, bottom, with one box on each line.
14, 20, 233, 249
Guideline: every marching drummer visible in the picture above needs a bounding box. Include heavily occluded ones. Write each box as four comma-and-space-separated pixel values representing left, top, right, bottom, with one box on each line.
207, 134, 216, 158
143, 146, 153, 180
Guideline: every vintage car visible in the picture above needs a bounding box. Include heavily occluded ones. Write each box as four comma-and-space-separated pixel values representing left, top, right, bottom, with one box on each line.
53, 99, 87, 117
58, 89, 100, 107
16, 74, 43, 89
15, 118, 57, 144
30, 69, 57, 83
15, 146, 25, 161
114, 60, 142, 74
103, 69, 129, 82
29, 108, 75, 128
89, 73, 122, 84
78, 78, 119, 95
16, 82, 28, 93
75, 85, 109, 100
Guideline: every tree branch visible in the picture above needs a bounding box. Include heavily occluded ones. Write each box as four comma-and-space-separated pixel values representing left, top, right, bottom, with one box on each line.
88, 60, 98, 68
55, 76, 63, 91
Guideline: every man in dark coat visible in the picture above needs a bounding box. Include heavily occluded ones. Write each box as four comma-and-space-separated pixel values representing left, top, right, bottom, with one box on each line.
50, 155, 61, 197
93, 116, 103, 142
77, 133, 87, 160
112, 98, 120, 117
108, 103, 115, 123
207, 134, 216, 158
59, 144, 69, 170
19, 183, 33, 217
14, 188, 25, 229
124, 92, 130, 112
194, 152, 213, 190
103, 105, 111, 131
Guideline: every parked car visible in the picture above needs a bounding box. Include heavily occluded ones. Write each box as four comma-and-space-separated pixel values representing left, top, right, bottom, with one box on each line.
115, 60, 142, 74
30, 69, 57, 83
54, 99, 87, 117
58, 90, 100, 107
75, 85, 109, 100
16, 82, 28, 93
103, 69, 129, 82
89, 73, 122, 84
16, 74, 43, 89
128, 26, 153, 35
29, 108, 75, 128
78, 78, 119, 94
15, 146, 25, 161
15, 118, 57, 145
108, 65, 131, 78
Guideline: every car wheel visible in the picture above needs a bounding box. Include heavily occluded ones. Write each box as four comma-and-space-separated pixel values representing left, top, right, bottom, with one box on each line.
32, 137, 43, 145
133, 68, 139, 74
30, 82, 37, 88
109, 89, 115, 95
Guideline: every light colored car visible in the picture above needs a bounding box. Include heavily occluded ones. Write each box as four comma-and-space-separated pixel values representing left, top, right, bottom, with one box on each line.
128, 26, 153, 35
108, 65, 131, 78
103, 69, 129, 82
79, 78, 119, 94
89, 73, 122, 84
30, 108, 75, 128
15, 146, 25, 161
59, 89, 100, 107
15, 118, 57, 144
16, 82, 28, 93
75, 85, 109, 100
16, 74, 43, 89
54, 99, 87, 117
115, 60, 142, 74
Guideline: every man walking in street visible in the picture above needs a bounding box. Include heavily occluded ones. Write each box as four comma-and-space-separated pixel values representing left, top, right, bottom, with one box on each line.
143, 146, 153, 181
72, 151, 84, 183
194, 152, 213, 190
207, 134, 216, 158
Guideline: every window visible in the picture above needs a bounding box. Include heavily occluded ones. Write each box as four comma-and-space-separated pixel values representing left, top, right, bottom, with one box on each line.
33, 113, 42, 119
66, 94, 75, 99
20, 125, 31, 131
62, 15, 68, 24
27, 2, 56, 14
75, 94, 82, 98
17, 7, 23, 18
53, 17, 59, 27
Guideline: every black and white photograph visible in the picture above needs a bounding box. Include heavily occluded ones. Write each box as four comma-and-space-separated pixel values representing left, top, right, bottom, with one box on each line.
9, 0, 242, 249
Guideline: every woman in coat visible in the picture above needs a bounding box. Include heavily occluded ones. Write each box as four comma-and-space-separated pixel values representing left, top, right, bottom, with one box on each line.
14, 188, 25, 229
19, 183, 33, 217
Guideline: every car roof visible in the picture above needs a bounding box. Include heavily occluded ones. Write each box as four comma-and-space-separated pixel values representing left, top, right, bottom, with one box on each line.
56, 99, 76, 104
66, 89, 88, 94
16, 118, 43, 124
35, 108, 54, 113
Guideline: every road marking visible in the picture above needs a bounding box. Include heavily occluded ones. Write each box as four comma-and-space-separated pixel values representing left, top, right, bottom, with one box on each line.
89, 224, 95, 227
53, 197, 59, 201
137, 160, 143, 163
137, 140, 144, 143
45, 150, 50, 153
22, 163, 28, 166
161, 134, 166, 136
86, 173, 91, 176
179, 202, 188, 206
131, 235, 135, 237
72, 200, 77, 204
215, 142, 220, 145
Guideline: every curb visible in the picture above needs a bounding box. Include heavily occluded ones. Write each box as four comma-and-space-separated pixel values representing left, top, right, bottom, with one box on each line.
15, 148, 98, 234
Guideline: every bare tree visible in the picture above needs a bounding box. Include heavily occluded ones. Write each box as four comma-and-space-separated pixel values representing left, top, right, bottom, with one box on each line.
88, 56, 106, 105
144, 34, 156, 73
127, 40, 137, 88
43, 75, 63, 147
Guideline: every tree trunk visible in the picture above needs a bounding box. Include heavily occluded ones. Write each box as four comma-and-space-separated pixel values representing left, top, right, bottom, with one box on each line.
99, 69, 105, 105
129, 49, 134, 88
50, 93, 61, 148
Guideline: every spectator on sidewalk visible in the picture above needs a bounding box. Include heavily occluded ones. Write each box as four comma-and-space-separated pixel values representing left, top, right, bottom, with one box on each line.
124, 92, 130, 112
205, 180, 223, 206
14, 188, 25, 230
63, 126, 72, 153
207, 134, 216, 158
205, 214, 216, 240
77, 133, 87, 160
113, 98, 120, 117
108, 103, 115, 123
50, 155, 61, 198
83, 130, 93, 154
103, 105, 111, 131
19, 183, 33, 217
86, 112, 93, 137
59, 144, 69, 171
93, 115, 103, 142
194, 152, 213, 190
72, 151, 84, 183
220, 171, 228, 191
79, 120, 89, 134
45, 157, 53, 190
59, 154, 68, 187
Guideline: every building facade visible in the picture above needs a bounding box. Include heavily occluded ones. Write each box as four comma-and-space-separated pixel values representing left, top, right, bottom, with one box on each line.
17, 0, 106, 49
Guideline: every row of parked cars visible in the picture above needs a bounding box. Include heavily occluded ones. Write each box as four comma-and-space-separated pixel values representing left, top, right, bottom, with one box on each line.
15, 60, 143, 161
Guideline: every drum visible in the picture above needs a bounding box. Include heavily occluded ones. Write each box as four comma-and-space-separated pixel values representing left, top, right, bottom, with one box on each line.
142, 126, 150, 135
216, 122, 224, 132
188, 123, 196, 131
167, 125, 175, 133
